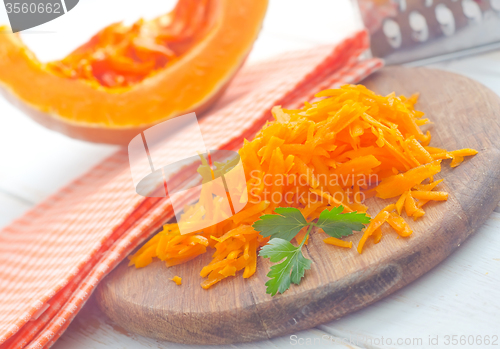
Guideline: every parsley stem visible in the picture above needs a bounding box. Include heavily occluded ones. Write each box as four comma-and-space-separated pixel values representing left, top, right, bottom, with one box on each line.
299, 224, 314, 248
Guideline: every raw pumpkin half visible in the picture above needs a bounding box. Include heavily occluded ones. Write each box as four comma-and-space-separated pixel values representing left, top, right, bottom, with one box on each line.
0, 0, 268, 144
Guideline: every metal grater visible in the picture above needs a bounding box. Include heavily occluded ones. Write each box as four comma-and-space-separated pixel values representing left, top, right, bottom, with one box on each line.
353, 0, 500, 65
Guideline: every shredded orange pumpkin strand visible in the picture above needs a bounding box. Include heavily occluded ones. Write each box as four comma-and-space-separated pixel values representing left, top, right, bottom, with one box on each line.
129, 84, 478, 288
357, 209, 391, 253
170, 276, 182, 285
324, 237, 353, 248
372, 228, 383, 244
404, 191, 426, 219
411, 191, 448, 201
387, 212, 413, 237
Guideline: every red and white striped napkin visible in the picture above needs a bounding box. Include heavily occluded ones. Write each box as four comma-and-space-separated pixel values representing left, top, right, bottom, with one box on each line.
0, 30, 382, 349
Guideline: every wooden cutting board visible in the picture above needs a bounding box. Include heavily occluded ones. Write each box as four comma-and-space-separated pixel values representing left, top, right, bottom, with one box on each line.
96, 66, 500, 345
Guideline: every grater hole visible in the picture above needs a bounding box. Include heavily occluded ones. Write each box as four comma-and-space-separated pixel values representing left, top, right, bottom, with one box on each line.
435, 4, 456, 36
409, 11, 429, 42
462, 0, 483, 23
383, 19, 402, 48
397, 0, 407, 12
425, 0, 433, 7
490, 0, 500, 11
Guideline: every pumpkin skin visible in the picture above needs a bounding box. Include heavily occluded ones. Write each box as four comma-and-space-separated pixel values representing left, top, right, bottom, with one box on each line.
0, 0, 268, 145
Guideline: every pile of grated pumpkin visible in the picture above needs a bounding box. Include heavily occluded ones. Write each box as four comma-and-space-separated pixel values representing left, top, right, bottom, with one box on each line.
129, 84, 477, 289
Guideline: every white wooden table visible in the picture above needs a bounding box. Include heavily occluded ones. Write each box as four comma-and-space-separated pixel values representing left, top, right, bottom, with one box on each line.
1, 1, 499, 348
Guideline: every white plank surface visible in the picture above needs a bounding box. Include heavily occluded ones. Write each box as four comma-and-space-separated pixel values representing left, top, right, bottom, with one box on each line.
318, 211, 500, 349
0, 1, 499, 348
52, 296, 363, 349
0, 191, 32, 227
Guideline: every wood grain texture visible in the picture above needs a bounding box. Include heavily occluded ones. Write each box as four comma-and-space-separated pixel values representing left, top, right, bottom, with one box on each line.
96, 66, 500, 345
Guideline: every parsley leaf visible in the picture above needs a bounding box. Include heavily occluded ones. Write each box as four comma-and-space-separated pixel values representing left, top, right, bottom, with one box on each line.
316, 206, 371, 238
254, 206, 371, 296
258, 227, 312, 296
252, 207, 308, 242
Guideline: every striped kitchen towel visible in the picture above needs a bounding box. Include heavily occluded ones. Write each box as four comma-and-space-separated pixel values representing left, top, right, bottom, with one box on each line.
0, 30, 383, 349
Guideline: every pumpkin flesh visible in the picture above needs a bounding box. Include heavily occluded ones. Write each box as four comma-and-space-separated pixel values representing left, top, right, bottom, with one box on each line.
0, 0, 268, 144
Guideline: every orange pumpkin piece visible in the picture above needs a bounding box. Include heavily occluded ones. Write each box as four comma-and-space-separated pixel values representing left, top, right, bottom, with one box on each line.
170, 276, 182, 285
372, 228, 383, 244
375, 160, 442, 199
411, 191, 448, 201
357, 209, 391, 254
323, 237, 353, 248
0, 0, 268, 144
387, 213, 413, 237
404, 191, 425, 219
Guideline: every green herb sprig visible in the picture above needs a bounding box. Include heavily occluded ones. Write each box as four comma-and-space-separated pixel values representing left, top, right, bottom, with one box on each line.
253, 206, 370, 296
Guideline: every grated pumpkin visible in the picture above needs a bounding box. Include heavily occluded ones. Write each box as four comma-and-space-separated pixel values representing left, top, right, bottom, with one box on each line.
129, 84, 478, 289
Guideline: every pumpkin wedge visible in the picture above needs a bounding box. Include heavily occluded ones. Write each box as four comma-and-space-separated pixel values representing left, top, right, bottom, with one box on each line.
0, 0, 268, 144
